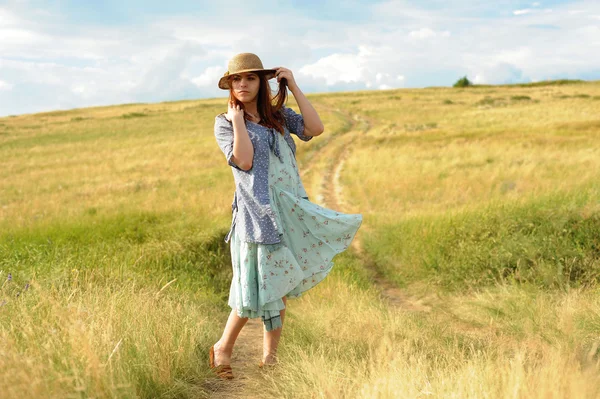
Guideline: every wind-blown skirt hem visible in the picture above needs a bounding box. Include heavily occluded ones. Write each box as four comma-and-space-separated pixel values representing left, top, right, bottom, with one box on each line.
228, 184, 362, 332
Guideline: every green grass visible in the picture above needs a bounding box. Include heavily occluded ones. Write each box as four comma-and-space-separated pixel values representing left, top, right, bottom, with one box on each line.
0, 208, 233, 397
366, 185, 600, 290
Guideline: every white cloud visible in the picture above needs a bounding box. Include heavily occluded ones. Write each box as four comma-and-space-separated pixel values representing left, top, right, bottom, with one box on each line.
0, 27, 49, 45
371, 1, 443, 23
299, 45, 407, 91
300, 52, 367, 86
408, 28, 450, 39
409, 28, 436, 39
192, 66, 227, 87
472, 63, 525, 85
409, 28, 451, 39
71, 84, 87, 95
514, 9, 532, 15
0, 80, 14, 90
0, 9, 21, 27
532, 2, 541, 7
375, 73, 387, 82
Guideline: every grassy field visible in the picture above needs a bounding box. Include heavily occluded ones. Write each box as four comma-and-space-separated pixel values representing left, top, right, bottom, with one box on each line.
1, 80, 600, 398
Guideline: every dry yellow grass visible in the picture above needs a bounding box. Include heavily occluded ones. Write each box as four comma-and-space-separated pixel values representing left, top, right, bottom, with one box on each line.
264, 272, 600, 398
1, 81, 600, 398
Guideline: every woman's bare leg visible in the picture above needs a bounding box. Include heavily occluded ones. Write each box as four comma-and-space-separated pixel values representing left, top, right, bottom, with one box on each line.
262, 296, 287, 364
213, 310, 248, 366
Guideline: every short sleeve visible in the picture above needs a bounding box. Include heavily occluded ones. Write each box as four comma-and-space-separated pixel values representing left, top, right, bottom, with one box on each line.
214, 114, 244, 171
281, 106, 313, 142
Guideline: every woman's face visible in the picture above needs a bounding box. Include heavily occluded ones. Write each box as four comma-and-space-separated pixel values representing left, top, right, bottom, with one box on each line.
231, 72, 260, 104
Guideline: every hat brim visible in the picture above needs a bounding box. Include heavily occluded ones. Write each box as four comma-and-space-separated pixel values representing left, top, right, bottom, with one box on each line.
218, 68, 277, 90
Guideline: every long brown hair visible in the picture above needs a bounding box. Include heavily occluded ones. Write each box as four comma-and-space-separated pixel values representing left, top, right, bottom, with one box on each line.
228, 72, 288, 135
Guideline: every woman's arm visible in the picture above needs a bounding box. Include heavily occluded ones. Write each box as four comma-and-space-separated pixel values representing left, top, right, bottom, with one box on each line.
274, 67, 324, 137
228, 101, 254, 171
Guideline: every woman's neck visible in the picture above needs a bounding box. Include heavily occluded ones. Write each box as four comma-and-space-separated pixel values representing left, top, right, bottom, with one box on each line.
243, 101, 258, 116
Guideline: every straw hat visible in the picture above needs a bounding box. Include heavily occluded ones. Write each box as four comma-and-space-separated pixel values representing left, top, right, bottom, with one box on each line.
218, 53, 276, 90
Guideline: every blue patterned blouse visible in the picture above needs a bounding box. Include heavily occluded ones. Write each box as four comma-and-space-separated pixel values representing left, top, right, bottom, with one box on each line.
214, 105, 314, 244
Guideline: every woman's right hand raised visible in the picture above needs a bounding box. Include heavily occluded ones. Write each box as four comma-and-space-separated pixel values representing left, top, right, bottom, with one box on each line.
225, 100, 244, 122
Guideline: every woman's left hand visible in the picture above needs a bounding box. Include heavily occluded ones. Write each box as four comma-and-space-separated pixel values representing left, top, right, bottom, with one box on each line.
273, 67, 298, 91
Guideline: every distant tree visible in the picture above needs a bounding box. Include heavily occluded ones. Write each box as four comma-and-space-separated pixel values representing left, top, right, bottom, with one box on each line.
453, 76, 472, 88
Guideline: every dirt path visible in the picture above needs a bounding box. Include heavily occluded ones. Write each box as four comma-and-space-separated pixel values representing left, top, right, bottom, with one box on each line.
302, 110, 431, 312
204, 319, 265, 398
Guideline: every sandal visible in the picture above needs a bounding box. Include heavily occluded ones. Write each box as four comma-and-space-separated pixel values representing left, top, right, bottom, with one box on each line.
258, 360, 278, 369
209, 345, 234, 379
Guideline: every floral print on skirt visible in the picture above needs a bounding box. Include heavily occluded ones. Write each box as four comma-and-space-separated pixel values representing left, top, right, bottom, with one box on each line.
228, 130, 363, 331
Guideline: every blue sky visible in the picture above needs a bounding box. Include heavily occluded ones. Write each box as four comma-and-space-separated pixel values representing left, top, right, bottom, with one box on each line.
1, 0, 599, 116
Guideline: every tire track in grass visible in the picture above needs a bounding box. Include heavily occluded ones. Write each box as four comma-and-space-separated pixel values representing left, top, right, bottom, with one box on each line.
302, 109, 431, 312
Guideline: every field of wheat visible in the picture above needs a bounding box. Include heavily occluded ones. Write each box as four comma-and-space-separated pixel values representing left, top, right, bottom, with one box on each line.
1, 81, 600, 398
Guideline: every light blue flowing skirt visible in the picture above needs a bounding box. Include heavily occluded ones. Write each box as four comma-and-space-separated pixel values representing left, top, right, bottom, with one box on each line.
228, 132, 363, 331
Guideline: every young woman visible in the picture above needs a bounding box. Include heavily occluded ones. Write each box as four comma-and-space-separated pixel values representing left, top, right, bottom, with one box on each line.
210, 53, 362, 379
